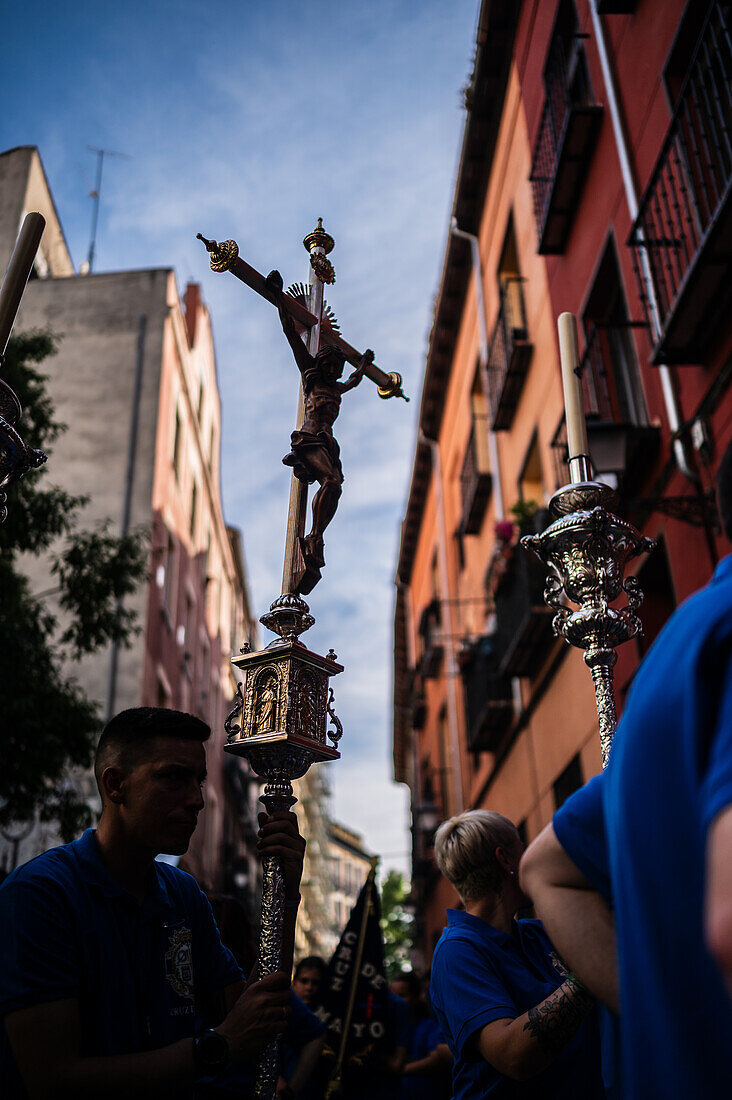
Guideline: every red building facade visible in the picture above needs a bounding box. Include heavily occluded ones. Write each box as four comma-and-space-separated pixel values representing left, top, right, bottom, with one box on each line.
394, 0, 732, 964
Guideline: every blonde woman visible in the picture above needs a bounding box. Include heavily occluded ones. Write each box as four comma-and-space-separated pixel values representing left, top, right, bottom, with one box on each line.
429, 810, 604, 1099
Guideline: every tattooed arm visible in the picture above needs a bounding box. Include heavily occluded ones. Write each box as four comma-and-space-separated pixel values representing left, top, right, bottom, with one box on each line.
475, 973, 595, 1081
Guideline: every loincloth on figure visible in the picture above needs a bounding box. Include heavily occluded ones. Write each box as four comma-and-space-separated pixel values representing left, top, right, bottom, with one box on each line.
283, 428, 343, 485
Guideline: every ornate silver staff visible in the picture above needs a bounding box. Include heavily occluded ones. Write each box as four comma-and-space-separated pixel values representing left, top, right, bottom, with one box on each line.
0, 213, 48, 522
522, 314, 654, 765
203, 221, 403, 1097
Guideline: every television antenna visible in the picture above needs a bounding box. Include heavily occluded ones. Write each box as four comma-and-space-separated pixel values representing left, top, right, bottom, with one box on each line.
85, 145, 131, 273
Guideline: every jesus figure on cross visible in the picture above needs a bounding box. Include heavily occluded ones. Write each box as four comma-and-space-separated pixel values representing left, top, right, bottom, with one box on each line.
266, 269, 374, 579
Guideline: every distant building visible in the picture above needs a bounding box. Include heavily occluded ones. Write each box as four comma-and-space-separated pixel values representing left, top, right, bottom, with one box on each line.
324, 819, 373, 957
0, 146, 260, 904
394, 0, 732, 965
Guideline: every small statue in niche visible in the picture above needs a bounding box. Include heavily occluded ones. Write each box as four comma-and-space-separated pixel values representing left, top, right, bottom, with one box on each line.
256, 676, 277, 732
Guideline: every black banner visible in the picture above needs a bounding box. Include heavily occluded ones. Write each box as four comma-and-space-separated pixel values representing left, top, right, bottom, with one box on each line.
315, 867, 389, 1084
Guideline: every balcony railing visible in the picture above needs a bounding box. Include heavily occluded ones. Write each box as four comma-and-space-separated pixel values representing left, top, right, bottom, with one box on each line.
461, 635, 514, 753
494, 539, 555, 679
487, 277, 533, 430
460, 417, 492, 534
530, 42, 603, 254
552, 328, 660, 489
630, 1, 732, 363
579, 325, 616, 421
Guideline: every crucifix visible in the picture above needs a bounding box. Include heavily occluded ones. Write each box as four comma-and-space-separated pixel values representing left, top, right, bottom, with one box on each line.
197, 220, 406, 1099
197, 219, 407, 595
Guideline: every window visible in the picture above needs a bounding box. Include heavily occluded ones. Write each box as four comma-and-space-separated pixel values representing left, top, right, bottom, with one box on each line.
190, 481, 198, 539
553, 754, 584, 810
498, 215, 527, 337
164, 534, 177, 619
172, 407, 182, 479
582, 239, 648, 427
545, 0, 591, 113
663, 0, 712, 107
519, 432, 544, 506
157, 677, 170, 707
460, 362, 492, 535
437, 707, 451, 818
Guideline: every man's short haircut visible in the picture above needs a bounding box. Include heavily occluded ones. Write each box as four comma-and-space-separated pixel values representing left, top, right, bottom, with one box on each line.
94, 707, 210, 797
717, 440, 732, 540
294, 955, 326, 980
434, 809, 519, 903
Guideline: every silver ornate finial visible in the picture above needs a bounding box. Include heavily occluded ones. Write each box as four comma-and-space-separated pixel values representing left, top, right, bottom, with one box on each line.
522, 481, 654, 765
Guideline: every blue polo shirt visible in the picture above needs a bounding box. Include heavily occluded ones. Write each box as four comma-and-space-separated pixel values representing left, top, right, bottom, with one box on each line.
430, 910, 604, 1098
553, 554, 732, 1098
0, 829, 243, 1098
402, 1014, 450, 1100
553, 776, 619, 1100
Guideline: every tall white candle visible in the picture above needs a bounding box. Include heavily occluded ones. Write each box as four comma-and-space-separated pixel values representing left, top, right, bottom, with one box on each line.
557, 312, 589, 474
0, 213, 46, 358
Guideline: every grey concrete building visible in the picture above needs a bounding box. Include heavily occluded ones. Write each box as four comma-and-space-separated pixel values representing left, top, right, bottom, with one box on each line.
0, 146, 259, 901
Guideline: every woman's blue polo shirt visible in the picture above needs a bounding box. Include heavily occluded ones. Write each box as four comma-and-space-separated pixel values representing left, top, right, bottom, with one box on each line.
0, 829, 243, 1098
430, 910, 605, 1098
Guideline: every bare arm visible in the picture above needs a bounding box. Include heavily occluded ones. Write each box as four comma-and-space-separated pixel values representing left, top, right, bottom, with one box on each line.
520, 824, 619, 1013
403, 1042, 452, 1077
6, 974, 291, 1100
383, 1044, 408, 1077
706, 803, 732, 997
476, 974, 595, 1082
337, 349, 373, 394
286, 1033, 326, 1094
266, 270, 312, 375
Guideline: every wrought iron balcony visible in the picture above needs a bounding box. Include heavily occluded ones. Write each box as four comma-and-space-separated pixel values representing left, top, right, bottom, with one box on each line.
487, 277, 533, 430
530, 43, 603, 254
494, 538, 555, 679
551, 327, 660, 490
630, 2, 732, 364
460, 418, 492, 534
461, 635, 514, 753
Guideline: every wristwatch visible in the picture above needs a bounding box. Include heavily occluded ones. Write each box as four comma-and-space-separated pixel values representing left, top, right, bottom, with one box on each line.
193, 1028, 230, 1073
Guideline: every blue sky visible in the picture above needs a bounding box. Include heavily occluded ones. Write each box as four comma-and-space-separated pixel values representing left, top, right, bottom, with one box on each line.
3, 0, 478, 874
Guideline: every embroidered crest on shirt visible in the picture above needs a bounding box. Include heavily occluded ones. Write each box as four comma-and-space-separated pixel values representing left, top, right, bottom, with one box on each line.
165, 926, 194, 1000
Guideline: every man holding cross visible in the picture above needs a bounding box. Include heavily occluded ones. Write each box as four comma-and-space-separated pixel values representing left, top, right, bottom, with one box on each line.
0, 707, 305, 1099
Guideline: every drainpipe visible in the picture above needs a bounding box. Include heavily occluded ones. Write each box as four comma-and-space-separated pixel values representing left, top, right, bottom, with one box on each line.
450, 219, 505, 519
590, 2, 698, 485
418, 430, 465, 816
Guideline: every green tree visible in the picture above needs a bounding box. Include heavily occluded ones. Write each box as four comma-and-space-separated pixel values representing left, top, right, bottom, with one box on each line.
0, 331, 147, 840
379, 868, 414, 979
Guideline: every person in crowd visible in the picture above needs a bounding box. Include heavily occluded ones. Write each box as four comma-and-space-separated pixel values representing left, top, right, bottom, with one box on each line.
389, 971, 451, 1099
0, 707, 304, 1099
292, 956, 327, 1009
430, 809, 605, 1098
520, 442, 732, 1097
